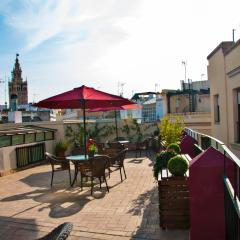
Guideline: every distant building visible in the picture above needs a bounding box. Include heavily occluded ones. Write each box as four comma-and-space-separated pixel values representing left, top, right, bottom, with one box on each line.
8, 54, 28, 110
161, 80, 210, 115
60, 109, 104, 121
120, 92, 163, 122
181, 80, 209, 91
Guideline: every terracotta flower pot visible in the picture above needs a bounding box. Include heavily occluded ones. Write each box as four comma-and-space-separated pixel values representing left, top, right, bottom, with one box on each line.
56, 150, 66, 157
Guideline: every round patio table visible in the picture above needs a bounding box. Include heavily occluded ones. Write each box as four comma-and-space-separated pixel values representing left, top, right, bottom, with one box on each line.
117, 140, 129, 144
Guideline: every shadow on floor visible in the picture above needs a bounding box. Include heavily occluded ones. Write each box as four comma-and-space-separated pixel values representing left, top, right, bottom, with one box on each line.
128, 186, 189, 240
0, 216, 46, 239
1, 187, 96, 218
1, 169, 108, 218
20, 168, 74, 188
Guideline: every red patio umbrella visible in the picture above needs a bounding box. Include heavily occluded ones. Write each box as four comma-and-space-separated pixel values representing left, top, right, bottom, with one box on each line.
87, 104, 142, 140
34, 85, 134, 156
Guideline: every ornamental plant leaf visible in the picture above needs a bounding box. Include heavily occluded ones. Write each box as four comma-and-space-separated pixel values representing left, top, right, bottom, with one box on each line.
160, 115, 185, 146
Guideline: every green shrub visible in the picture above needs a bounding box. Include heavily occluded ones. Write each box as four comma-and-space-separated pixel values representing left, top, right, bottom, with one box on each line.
154, 151, 176, 179
167, 143, 181, 154
55, 139, 69, 153
167, 155, 189, 177
160, 115, 185, 146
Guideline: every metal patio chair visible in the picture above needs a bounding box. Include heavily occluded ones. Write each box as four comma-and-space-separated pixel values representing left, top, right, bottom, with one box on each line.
45, 152, 72, 187
38, 222, 73, 240
108, 149, 127, 181
80, 155, 110, 195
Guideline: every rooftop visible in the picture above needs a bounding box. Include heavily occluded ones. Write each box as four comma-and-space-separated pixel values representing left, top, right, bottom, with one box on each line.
0, 152, 188, 239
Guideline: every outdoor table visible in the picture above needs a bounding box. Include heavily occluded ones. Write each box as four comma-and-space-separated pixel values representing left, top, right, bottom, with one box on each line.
117, 140, 129, 144
67, 154, 100, 186
116, 140, 130, 148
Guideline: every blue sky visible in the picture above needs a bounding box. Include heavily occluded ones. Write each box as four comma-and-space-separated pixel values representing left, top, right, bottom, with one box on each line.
0, 0, 240, 105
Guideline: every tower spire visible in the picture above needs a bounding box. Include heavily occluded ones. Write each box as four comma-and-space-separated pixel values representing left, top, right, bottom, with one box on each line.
9, 53, 28, 106
12, 53, 22, 82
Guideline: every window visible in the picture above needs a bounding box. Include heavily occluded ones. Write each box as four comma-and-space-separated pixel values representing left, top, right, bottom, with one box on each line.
214, 95, 220, 123
236, 90, 240, 142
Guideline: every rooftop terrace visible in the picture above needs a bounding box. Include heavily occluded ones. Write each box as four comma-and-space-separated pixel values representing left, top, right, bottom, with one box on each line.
0, 152, 188, 240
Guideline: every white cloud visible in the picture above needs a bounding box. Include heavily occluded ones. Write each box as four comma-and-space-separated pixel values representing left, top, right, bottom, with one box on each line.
1, 0, 240, 104
2, 0, 140, 50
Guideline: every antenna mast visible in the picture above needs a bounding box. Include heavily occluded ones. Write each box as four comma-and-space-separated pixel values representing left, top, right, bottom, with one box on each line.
233, 29, 236, 43
117, 81, 125, 96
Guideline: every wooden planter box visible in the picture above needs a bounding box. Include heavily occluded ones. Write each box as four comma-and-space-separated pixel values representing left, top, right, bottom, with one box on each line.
158, 175, 189, 229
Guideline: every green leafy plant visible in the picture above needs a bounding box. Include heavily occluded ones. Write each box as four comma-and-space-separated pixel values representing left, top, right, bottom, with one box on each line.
154, 150, 176, 179
122, 121, 133, 141
160, 115, 185, 146
87, 123, 106, 142
55, 139, 69, 156
100, 124, 115, 138
65, 124, 84, 148
131, 119, 143, 142
167, 155, 189, 177
167, 143, 181, 154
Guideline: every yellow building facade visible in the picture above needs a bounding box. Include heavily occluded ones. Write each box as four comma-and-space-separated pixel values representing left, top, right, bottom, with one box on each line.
208, 40, 240, 155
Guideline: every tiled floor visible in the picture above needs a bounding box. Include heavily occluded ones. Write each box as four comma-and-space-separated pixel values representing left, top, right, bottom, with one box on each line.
0, 152, 189, 239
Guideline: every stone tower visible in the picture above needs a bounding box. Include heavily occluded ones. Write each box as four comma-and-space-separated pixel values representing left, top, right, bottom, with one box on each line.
8, 54, 28, 110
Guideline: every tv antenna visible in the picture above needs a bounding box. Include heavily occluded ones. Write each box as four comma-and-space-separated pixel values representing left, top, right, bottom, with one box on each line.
233, 29, 236, 43
117, 81, 126, 96
181, 60, 187, 82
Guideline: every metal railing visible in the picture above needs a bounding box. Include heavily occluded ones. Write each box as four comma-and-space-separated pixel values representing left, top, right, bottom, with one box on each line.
16, 143, 45, 168
185, 128, 240, 240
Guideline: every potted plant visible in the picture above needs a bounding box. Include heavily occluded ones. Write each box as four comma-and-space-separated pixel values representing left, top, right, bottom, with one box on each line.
158, 155, 189, 229
154, 150, 176, 179
159, 115, 185, 146
154, 143, 181, 180
167, 155, 189, 177
55, 139, 69, 157
87, 139, 98, 157
167, 143, 181, 154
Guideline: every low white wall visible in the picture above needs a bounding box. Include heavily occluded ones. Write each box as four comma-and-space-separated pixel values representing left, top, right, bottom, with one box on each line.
0, 120, 158, 175
0, 140, 55, 176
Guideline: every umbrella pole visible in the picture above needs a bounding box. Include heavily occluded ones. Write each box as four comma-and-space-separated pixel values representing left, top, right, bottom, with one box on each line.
83, 101, 87, 157
114, 110, 119, 140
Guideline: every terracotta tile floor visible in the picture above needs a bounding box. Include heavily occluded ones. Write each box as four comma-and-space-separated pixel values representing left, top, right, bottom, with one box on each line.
0, 152, 189, 239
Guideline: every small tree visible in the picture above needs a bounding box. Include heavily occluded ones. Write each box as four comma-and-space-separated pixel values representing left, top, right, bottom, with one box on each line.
160, 115, 185, 146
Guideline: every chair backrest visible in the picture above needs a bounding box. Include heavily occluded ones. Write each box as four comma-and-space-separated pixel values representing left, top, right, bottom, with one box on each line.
102, 148, 119, 157
111, 148, 127, 166
45, 152, 69, 169
90, 155, 110, 177
45, 152, 57, 163
108, 142, 124, 150
95, 142, 105, 153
